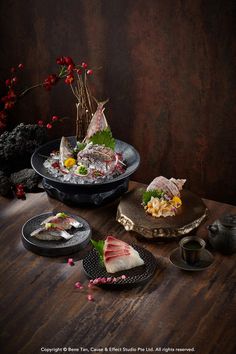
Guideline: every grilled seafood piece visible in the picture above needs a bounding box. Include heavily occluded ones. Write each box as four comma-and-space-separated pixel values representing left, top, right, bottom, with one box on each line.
147, 176, 186, 197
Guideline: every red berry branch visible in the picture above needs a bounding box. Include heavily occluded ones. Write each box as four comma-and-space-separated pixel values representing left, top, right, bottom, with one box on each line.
0, 56, 95, 139
55, 56, 95, 139
0, 63, 24, 130
37, 114, 68, 130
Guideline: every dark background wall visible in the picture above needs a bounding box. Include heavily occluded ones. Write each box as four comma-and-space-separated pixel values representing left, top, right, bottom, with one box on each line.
0, 0, 235, 204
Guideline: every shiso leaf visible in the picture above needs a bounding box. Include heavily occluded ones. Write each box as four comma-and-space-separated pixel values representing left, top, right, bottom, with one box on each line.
142, 189, 165, 205
77, 142, 86, 151
73, 142, 86, 154
91, 239, 105, 264
89, 128, 115, 150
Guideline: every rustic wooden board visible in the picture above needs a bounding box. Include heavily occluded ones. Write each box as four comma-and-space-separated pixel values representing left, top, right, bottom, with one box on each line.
117, 187, 208, 238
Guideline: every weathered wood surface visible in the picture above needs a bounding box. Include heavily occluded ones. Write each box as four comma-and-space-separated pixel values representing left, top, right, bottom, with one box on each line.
0, 182, 235, 354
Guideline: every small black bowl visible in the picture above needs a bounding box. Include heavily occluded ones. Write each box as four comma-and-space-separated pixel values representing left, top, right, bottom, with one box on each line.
31, 137, 140, 206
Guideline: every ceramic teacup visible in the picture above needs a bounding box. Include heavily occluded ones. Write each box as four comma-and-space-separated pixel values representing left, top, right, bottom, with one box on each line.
179, 236, 206, 265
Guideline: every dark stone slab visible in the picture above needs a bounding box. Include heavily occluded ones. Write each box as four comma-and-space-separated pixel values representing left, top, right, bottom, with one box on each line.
117, 187, 208, 239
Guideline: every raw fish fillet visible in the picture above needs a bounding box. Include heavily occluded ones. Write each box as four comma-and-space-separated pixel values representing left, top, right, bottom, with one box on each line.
103, 236, 144, 273
77, 144, 118, 176
85, 100, 108, 140
59, 137, 73, 167
147, 176, 186, 197
77, 144, 115, 163
30, 224, 73, 241
41, 212, 82, 230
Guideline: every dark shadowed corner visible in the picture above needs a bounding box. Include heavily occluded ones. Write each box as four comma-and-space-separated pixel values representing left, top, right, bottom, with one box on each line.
100, 0, 136, 145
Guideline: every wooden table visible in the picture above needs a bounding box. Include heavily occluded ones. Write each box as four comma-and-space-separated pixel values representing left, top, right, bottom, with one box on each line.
0, 182, 235, 354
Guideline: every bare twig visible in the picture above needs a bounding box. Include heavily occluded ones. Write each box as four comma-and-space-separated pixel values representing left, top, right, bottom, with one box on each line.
19, 83, 43, 97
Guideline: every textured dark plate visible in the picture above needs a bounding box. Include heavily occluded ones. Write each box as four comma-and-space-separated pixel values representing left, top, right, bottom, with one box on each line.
22, 212, 91, 257
31, 137, 140, 206
31, 137, 140, 187
117, 187, 208, 239
82, 244, 157, 287
169, 247, 214, 271
41, 177, 129, 206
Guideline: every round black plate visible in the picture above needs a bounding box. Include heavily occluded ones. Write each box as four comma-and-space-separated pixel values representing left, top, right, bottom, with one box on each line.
31, 137, 140, 187
82, 245, 157, 287
169, 247, 214, 271
22, 212, 92, 257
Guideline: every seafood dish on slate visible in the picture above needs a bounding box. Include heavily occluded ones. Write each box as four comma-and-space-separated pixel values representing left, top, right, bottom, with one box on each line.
142, 176, 186, 218
91, 235, 144, 273
44, 101, 126, 184
30, 212, 82, 241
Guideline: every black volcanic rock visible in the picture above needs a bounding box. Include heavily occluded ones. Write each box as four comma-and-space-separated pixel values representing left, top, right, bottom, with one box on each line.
0, 123, 47, 174
0, 171, 12, 196
10, 168, 41, 192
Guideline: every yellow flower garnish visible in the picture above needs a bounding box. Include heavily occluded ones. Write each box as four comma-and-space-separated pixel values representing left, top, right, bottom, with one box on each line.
64, 157, 76, 168
171, 196, 182, 207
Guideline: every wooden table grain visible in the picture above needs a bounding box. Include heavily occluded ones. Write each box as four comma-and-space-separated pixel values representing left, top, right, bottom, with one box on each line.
0, 182, 235, 354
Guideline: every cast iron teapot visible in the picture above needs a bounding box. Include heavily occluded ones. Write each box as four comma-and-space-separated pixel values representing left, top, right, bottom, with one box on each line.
207, 214, 236, 254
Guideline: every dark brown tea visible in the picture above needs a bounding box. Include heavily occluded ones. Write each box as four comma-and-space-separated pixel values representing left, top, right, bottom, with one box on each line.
183, 240, 202, 250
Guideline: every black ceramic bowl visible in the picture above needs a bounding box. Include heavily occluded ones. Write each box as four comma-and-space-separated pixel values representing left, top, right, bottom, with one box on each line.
31, 137, 140, 206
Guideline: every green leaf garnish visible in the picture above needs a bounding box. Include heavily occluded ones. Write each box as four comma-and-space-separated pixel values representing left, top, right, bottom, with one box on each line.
77, 142, 86, 151
142, 189, 165, 205
56, 212, 68, 218
73, 142, 86, 154
75, 164, 88, 176
89, 128, 115, 150
91, 239, 105, 264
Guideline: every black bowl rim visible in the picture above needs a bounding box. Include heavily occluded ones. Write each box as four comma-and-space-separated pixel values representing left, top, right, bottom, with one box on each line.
31, 137, 140, 187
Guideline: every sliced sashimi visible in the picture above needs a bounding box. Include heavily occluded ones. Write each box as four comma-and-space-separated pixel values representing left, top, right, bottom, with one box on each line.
105, 235, 129, 246
103, 236, 144, 273
30, 223, 74, 241
104, 250, 130, 257
59, 137, 74, 168
104, 243, 130, 251
85, 100, 109, 140
41, 212, 82, 230
104, 247, 144, 273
